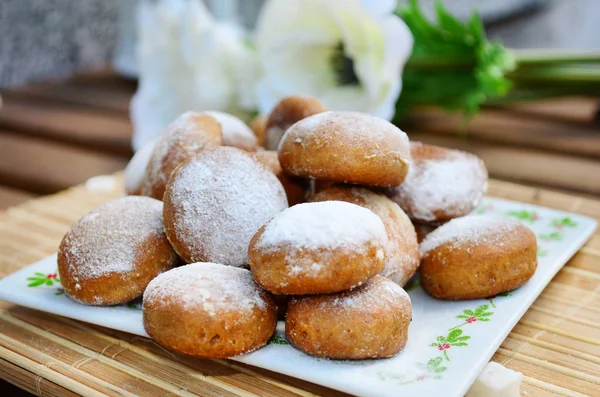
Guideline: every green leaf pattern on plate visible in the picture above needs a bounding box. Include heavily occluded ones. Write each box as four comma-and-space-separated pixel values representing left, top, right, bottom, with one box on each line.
27, 271, 60, 287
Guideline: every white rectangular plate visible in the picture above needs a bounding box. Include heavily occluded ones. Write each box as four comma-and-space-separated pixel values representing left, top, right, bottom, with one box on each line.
0, 197, 596, 397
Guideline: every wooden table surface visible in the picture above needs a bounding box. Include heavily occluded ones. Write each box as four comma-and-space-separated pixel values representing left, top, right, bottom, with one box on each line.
0, 72, 599, 397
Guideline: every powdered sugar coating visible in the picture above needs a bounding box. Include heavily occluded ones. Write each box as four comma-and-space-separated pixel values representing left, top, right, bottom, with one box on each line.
279, 111, 410, 154
205, 111, 258, 151
143, 263, 268, 316
278, 111, 411, 187
326, 275, 411, 311
124, 138, 156, 195
265, 95, 327, 150
420, 215, 522, 257
60, 196, 166, 280
389, 143, 488, 223
310, 186, 420, 286
286, 275, 412, 359
256, 201, 388, 252
164, 147, 288, 266
141, 111, 221, 199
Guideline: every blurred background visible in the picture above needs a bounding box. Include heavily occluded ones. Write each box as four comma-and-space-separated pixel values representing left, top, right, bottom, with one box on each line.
2, 0, 600, 88
0, 0, 599, 216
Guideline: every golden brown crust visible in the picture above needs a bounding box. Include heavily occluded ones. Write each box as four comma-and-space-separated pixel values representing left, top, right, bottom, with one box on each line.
420, 220, 537, 300
143, 264, 277, 358
248, 201, 387, 295
250, 115, 268, 147
278, 111, 411, 187
59, 235, 178, 305
253, 150, 308, 206
310, 185, 419, 287
265, 95, 327, 150
286, 276, 411, 359
141, 113, 222, 200
249, 230, 385, 295
387, 142, 488, 225
57, 197, 180, 305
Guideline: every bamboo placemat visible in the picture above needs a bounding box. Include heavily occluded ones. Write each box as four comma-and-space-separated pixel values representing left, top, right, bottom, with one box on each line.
0, 175, 598, 397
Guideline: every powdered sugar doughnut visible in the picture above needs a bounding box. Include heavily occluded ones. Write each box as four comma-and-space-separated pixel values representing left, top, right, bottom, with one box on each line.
124, 138, 156, 195
420, 215, 537, 300
205, 111, 258, 152
58, 196, 180, 305
141, 112, 222, 200
265, 95, 327, 150
388, 142, 488, 224
286, 276, 411, 359
143, 263, 277, 358
163, 147, 288, 266
278, 111, 411, 187
248, 201, 388, 295
311, 186, 419, 287
253, 150, 307, 206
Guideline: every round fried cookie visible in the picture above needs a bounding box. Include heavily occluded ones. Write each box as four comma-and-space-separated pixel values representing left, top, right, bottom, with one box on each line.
58, 196, 180, 305
265, 95, 327, 150
387, 142, 488, 224
248, 201, 388, 295
278, 111, 411, 187
141, 112, 222, 200
143, 263, 277, 358
286, 276, 412, 359
420, 215, 537, 300
163, 147, 288, 266
311, 185, 420, 286
205, 111, 258, 152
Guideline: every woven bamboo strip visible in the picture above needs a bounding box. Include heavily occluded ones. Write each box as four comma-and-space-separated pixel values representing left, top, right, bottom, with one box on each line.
0, 345, 114, 397
519, 320, 600, 346
521, 376, 592, 397
510, 323, 600, 359
493, 352, 598, 396
0, 220, 60, 247
518, 380, 563, 397
562, 266, 600, 281
5, 207, 70, 233
581, 246, 600, 257
496, 347, 600, 382
504, 334, 600, 365
8, 307, 316, 397
0, 312, 226, 397
528, 305, 600, 328
0, 320, 164, 396
537, 294, 600, 314
0, 357, 81, 397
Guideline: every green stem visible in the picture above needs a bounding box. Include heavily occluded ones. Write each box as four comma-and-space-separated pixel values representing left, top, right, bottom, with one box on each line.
510, 65, 600, 83
513, 49, 600, 66
448, 322, 467, 331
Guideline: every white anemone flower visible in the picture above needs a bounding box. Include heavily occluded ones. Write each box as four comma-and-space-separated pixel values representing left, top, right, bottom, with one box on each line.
255, 0, 413, 120
130, 0, 256, 150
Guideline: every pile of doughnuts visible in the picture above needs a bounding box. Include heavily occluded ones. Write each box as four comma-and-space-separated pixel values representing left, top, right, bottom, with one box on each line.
58, 95, 537, 361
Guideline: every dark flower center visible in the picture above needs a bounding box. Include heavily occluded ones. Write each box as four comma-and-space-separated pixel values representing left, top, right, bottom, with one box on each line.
331, 42, 359, 86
